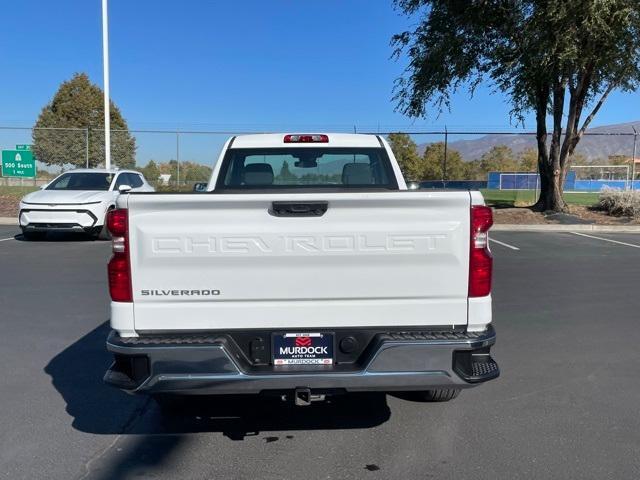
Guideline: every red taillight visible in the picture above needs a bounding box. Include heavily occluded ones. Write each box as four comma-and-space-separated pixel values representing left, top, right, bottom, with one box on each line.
108, 254, 132, 302
107, 209, 132, 302
107, 209, 127, 237
283, 134, 329, 143
469, 206, 493, 297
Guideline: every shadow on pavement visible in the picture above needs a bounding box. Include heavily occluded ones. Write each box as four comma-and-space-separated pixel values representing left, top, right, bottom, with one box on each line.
45, 322, 391, 438
46, 322, 393, 478
87, 435, 187, 480
86, 392, 392, 479
151, 391, 391, 439
44, 322, 143, 435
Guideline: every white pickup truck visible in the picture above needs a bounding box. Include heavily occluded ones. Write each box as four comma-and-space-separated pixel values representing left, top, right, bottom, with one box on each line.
104, 133, 499, 407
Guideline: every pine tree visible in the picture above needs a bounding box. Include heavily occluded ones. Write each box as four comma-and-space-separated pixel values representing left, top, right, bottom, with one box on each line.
33, 73, 136, 169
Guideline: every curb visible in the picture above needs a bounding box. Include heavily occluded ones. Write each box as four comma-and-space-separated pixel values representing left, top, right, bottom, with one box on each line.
0, 217, 17, 226
493, 224, 640, 232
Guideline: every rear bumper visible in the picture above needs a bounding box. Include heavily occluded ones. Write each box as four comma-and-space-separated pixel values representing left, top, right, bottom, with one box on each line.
104, 327, 499, 395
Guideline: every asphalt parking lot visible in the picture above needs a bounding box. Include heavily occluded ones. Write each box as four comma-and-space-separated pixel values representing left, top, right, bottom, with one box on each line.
1, 225, 639, 480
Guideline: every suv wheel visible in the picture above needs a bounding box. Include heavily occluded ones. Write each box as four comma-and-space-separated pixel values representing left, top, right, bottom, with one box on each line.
97, 207, 114, 240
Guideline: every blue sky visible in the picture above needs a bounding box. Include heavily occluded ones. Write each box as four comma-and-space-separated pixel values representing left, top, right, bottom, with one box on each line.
1, 0, 639, 165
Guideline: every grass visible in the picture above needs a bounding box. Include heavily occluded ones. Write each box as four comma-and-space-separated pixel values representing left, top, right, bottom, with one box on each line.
0, 185, 40, 199
480, 189, 599, 207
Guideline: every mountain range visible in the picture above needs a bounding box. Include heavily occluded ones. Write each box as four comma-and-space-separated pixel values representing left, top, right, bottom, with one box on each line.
418, 121, 640, 162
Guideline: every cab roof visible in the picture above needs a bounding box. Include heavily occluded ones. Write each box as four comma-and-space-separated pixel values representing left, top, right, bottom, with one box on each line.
230, 133, 383, 149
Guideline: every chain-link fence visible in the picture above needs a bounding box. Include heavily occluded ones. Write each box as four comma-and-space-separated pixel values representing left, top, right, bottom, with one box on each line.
1, 125, 638, 191
407, 129, 639, 190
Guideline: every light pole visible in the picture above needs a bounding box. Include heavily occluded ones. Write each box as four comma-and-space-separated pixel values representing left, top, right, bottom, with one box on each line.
102, 0, 111, 170
85, 128, 89, 168
176, 131, 180, 189
443, 126, 448, 183
631, 126, 637, 191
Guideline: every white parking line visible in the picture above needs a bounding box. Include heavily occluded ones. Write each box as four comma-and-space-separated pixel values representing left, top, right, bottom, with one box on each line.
489, 238, 520, 251
570, 232, 640, 249
0, 237, 16, 242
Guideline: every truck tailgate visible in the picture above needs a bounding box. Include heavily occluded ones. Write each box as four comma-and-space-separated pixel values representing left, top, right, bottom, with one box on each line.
126, 192, 471, 331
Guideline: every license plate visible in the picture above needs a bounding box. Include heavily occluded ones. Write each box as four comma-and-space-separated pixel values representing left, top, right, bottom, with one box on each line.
273, 333, 334, 365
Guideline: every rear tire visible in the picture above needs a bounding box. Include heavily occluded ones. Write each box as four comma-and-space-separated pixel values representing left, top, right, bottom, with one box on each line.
22, 230, 46, 241
418, 389, 460, 402
397, 389, 461, 403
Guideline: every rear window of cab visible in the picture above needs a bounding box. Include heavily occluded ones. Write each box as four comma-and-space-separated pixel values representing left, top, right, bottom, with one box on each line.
216, 148, 398, 190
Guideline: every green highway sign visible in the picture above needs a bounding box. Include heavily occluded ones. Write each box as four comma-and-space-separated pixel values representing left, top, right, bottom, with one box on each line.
16, 144, 31, 151
1, 149, 36, 178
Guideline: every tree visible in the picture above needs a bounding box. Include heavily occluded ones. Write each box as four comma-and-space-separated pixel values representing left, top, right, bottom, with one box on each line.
165, 160, 179, 184
277, 160, 297, 182
464, 159, 484, 180
518, 148, 538, 172
147, 160, 212, 187
479, 145, 518, 173
33, 73, 136, 169
609, 154, 630, 165
387, 133, 422, 180
183, 161, 213, 181
421, 142, 466, 180
141, 160, 161, 183
392, 1, 640, 211
571, 153, 589, 166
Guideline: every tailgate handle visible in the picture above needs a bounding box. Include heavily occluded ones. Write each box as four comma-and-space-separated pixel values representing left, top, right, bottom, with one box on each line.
270, 201, 328, 217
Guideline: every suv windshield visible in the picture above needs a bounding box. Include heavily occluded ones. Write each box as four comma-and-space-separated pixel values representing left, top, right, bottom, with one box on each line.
217, 148, 397, 190
46, 172, 114, 191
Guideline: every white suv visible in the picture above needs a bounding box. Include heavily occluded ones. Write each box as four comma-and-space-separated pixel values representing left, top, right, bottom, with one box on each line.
19, 169, 154, 240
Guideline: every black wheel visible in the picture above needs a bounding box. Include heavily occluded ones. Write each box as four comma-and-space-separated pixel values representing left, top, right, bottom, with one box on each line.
418, 389, 461, 402
97, 207, 114, 240
96, 223, 111, 240
22, 230, 46, 241
396, 389, 461, 403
